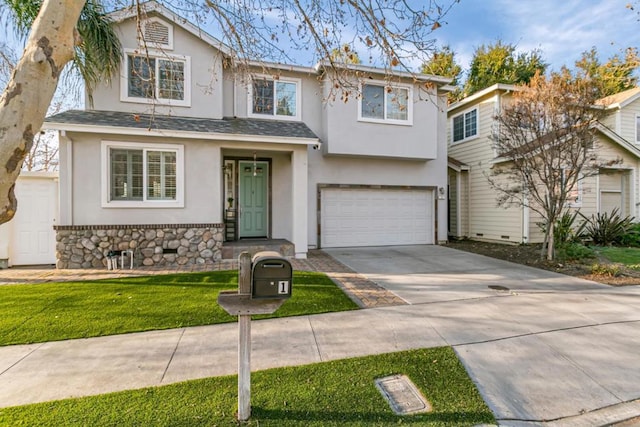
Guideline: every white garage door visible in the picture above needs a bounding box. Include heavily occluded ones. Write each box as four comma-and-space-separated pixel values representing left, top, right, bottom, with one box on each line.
321, 188, 433, 248
10, 176, 58, 265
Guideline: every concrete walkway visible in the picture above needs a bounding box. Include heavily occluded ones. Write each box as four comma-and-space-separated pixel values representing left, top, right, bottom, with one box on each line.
0, 245, 639, 426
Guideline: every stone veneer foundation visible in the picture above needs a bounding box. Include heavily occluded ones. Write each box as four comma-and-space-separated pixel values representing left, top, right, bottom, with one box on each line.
54, 224, 224, 269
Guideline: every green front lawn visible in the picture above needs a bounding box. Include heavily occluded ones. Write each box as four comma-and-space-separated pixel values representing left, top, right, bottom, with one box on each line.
0, 271, 358, 346
0, 347, 495, 426
595, 246, 640, 266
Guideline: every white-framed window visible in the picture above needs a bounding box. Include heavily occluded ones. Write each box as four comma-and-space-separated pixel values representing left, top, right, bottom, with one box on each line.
358, 81, 413, 125
636, 114, 640, 144
139, 17, 173, 50
101, 141, 184, 208
452, 108, 478, 143
120, 49, 191, 106
248, 76, 301, 121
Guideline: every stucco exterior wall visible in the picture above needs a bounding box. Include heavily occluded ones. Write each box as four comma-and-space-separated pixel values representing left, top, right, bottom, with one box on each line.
306, 90, 450, 247
320, 80, 439, 159
61, 132, 222, 226
91, 13, 226, 119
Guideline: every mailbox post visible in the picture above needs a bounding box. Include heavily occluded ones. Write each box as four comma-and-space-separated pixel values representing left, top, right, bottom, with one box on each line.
217, 251, 292, 422
238, 253, 251, 421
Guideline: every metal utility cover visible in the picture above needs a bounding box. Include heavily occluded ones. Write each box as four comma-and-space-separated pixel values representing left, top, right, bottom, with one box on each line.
375, 374, 432, 415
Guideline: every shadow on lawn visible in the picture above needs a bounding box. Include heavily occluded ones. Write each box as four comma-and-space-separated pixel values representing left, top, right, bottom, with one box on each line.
252, 407, 494, 425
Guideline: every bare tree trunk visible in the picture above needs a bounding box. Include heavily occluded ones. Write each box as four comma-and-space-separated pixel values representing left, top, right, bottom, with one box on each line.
546, 221, 555, 261
0, 0, 84, 224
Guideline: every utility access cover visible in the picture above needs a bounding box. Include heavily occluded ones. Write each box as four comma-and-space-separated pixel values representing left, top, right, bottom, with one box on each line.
375, 374, 432, 415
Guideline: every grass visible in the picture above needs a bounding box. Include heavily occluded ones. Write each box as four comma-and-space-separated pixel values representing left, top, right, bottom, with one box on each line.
595, 246, 640, 266
0, 347, 495, 426
0, 271, 358, 346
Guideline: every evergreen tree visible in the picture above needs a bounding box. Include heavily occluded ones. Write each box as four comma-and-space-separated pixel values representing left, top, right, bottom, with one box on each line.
463, 40, 547, 96
574, 47, 640, 98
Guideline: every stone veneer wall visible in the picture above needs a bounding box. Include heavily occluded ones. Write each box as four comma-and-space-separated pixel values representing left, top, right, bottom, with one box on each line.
54, 224, 224, 269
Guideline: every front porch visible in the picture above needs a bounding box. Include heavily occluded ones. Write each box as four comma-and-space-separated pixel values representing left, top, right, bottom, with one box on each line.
221, 146, 309, 259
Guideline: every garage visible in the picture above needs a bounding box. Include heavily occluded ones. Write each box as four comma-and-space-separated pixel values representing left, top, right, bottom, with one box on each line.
320, 187, 434, 248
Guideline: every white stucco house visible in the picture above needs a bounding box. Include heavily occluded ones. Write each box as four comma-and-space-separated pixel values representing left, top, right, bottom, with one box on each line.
44, 1, 452, 268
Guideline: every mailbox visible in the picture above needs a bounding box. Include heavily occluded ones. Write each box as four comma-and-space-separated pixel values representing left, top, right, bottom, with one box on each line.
251, 251, 292, 299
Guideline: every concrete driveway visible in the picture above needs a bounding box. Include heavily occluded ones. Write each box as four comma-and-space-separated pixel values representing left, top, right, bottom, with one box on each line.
325, 245, 640, 426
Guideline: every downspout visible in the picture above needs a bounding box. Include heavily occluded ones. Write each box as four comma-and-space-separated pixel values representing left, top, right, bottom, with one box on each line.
522, 193, 530, 243
466, 169, 471, 238
455, 171, 461, 237
233, 72, 237, 118
632, 165, 638, 219
60, 131, 73, 225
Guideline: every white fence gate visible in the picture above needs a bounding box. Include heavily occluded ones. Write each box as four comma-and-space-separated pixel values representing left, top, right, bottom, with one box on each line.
0, 172, 59, 266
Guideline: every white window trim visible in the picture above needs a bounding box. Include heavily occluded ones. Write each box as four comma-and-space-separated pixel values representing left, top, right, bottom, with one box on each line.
357, 80, 413, 126
120, 48, 191, 107
139, 17, 174, 50
635, 113, 640, 144
247, 75, 302, 121
101, 140, 184, 208
451, 106, 479, 144
563, 169, 583, 208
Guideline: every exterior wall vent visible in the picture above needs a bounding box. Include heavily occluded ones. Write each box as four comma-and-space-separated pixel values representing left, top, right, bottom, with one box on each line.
141, 18, 173, 50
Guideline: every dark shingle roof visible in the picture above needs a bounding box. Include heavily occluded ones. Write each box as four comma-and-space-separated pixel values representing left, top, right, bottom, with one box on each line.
45, 110, 319, 140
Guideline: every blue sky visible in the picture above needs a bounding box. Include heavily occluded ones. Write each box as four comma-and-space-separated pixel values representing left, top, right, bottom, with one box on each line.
432, 0, 639, 75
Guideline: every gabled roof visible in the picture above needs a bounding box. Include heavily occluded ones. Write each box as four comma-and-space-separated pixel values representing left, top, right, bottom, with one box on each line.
109, 0, 232, 56
314, 60, 454, 86
492, 121, 640, 165
597, 87, 640, 109
594, 122, 640, 158
448, 83, 520, 113
43, 110, 320, 145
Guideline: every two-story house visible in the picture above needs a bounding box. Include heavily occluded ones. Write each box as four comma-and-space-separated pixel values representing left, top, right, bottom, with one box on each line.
447, 84, 640, 244
44, 1, 452, 268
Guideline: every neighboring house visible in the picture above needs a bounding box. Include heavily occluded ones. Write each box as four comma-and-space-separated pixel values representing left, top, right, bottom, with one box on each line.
0, 172, 59, 267
447, 84, 640, 244
43, 1, 452, 269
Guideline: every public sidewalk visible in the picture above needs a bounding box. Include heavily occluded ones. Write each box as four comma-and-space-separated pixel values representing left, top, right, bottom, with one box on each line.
0, 247, 639, 426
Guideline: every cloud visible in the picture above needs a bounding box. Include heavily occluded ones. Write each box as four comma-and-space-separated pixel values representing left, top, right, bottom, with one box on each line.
434, 0, 638, 71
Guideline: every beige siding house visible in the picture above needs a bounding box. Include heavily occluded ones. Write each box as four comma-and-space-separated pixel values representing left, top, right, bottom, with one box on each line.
448, 84, 640, 244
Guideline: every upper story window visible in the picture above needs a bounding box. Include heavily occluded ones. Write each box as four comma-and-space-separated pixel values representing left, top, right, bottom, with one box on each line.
358, 82, 412, 125
452, 108, 478, 143
249, 76, 301, 121
121, 49, 191, 107
636, 114, 640, 144
102, 141, 184, 208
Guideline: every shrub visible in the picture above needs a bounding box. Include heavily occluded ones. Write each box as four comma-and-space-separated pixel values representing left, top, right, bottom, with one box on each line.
554, 211, 587, 245
537, 210, 587, 247
620, 223, 640, 247
591, 263, 621, 277
581, 208, 635, 246
555, 243, 594, 262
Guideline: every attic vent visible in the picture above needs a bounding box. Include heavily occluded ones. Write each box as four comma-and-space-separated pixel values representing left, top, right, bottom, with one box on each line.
142, 18, 173, 49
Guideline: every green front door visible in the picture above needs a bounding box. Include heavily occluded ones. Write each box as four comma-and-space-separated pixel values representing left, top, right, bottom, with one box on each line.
239, 161, 268, 238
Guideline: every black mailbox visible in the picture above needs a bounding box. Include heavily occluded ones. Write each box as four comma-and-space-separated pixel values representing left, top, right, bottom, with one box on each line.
251, 251, 292, 299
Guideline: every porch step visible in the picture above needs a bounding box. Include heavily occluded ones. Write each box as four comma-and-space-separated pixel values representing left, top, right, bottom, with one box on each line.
221, 239, 294, 260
